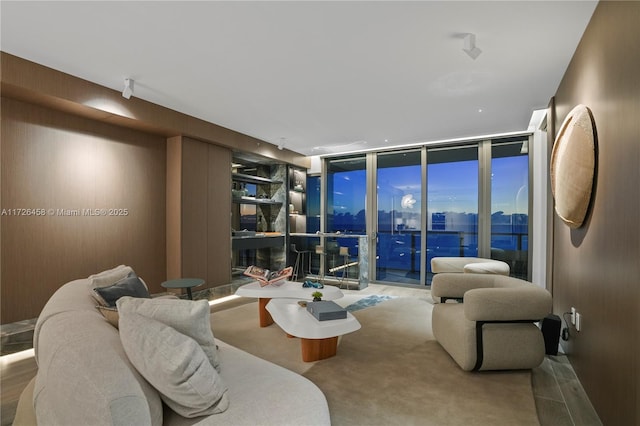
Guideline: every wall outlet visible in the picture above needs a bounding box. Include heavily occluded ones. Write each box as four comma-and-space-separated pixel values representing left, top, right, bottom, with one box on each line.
571, 307, 576, 325
576, 312, 582, 332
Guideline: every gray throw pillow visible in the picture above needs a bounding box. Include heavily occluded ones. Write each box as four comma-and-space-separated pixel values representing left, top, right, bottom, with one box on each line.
119, 311, 229, 418
92, 272, 150, 307
116, 297, 221, 372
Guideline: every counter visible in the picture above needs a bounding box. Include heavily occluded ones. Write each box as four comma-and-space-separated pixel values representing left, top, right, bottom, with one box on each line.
232, 233, 284, 250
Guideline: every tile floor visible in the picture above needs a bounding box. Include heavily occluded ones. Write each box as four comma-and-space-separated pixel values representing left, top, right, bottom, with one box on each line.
533, 354, 603, 426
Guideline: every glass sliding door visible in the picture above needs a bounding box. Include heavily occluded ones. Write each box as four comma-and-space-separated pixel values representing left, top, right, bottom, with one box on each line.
326, 156, 367, 234
375, 150, 422, 285
426, 145, 479, 283
323, 156, 367, 279
491, 138, 529, 279
318, 135, 533, 286
306, 175, 321, 233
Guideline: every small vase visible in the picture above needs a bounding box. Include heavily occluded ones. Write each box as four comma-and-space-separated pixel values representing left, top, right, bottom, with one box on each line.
313, 297, 321, 302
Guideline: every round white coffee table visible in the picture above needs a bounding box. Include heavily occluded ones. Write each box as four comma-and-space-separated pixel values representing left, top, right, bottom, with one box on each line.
235, 281, 344, 327
265, 299, 360, 362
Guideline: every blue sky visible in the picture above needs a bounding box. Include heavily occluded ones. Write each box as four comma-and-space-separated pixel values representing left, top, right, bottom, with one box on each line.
330, 155, 528, 217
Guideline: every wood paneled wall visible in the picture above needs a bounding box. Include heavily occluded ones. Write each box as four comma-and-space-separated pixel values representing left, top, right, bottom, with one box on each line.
166, 136, 231, 289
551, 2, 640, 425
1, 97, 167, 324
1, 52, 309, 170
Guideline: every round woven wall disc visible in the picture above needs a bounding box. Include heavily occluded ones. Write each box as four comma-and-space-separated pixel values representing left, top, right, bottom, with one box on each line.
550, 104, 596, 228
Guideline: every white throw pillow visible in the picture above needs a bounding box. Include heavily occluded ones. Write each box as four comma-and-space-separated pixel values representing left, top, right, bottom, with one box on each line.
89, 265, 134, 288
116, 297, 221, 372
119, 311, 229, 418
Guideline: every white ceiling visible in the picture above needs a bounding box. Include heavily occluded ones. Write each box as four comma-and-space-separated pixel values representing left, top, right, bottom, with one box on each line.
1, 1, 597, 157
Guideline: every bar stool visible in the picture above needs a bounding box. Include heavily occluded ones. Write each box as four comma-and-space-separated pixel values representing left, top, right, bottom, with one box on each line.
315, 245, 326, 284
338, 246, 351, 287
291, 244, 310, 282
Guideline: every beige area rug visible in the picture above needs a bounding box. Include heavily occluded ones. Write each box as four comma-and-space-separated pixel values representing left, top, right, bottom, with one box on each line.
211, 296, 540, 426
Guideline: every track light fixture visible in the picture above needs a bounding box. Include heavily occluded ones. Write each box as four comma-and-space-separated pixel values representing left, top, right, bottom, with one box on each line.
122, 78, 134, 99
462, 33, 482, 60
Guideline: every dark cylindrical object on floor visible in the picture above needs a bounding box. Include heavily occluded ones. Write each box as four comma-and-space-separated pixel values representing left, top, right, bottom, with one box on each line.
541, 314, 561, 355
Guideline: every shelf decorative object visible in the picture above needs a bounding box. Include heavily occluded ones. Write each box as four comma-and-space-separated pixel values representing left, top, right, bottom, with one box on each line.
288, 167, 307, 234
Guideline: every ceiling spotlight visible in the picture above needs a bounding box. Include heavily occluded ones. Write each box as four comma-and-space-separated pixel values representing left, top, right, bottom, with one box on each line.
277, 137, 285, 150
122, 78, 134, 99
462, 33, 482, 60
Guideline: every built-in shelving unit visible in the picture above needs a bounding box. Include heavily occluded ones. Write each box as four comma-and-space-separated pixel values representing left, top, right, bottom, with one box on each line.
232, 173, 283, 205
286, 167, 308, 274
288, 167, 307, 234
232, 172, 282, 185
232, 196, 282, 206
231, 162, 287, 275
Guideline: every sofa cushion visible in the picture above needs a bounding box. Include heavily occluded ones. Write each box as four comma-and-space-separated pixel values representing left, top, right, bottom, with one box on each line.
92, 271, 150, 307
33, 310, 163, 426
117, 296, 221, 372
463, 261, 510, 275
431, 257, 510, 275
96, 294, 181, 329
119, 312, 229, 418
163, 341, 331, 426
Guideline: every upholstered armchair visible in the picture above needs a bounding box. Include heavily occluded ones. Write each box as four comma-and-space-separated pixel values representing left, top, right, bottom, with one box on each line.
431, 273, 552, 371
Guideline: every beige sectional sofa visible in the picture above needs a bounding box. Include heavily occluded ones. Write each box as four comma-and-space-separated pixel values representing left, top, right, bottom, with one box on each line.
13, 267, 330, 425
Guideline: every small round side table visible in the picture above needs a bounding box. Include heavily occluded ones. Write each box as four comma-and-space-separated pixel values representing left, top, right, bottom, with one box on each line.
161, 278, 204, 300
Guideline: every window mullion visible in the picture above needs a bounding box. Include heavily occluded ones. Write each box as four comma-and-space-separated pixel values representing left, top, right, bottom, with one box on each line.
478, 140, 492, 258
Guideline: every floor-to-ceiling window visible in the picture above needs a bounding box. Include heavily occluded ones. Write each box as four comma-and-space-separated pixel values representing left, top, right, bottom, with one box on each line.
306, 175, 321, 233
375, 150, 422, 284
491, 138, 529, 279
322, 156, 367, 279
321, 135, 532, 286
426, 145, 479, 282
326, 157, 366, 234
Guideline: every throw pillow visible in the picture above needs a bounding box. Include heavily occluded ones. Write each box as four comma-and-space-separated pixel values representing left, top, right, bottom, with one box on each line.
96, 295, 179, 329
116, 297, 221, 372
89, 265, 134, 288
119, 312, 229, 418
96, 306, 120, 328
92, 272, 150, 307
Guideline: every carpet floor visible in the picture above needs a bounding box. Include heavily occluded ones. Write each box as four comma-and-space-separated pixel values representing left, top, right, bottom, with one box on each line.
211, 295, 540, 426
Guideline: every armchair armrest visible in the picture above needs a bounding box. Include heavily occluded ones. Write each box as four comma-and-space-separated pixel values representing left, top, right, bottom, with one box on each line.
464, 286, 552, 322
431, 272, 499, 300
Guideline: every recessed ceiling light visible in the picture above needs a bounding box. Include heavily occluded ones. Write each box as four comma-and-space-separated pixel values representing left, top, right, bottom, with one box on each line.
478, 108, 483, 113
